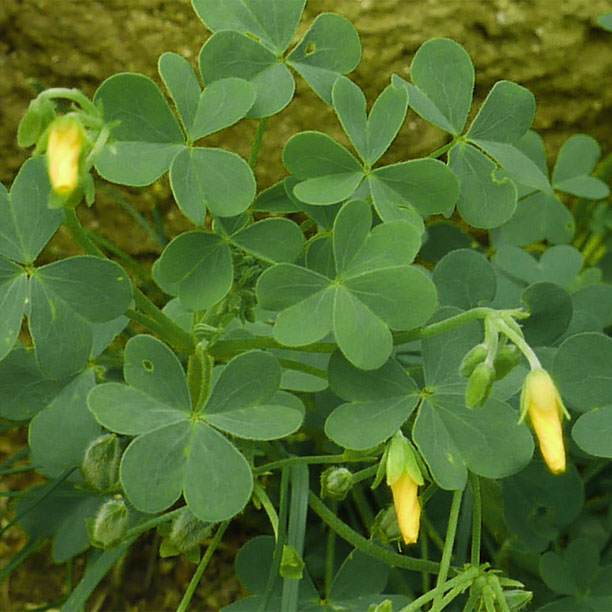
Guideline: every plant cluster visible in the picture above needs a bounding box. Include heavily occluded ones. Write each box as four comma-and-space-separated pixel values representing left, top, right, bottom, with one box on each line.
2, 2, 612, 610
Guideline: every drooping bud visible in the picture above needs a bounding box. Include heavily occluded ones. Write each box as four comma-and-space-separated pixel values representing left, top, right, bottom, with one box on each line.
459, 344, 488, 378
386, 432, 423, 545
321, 466, 353, 501
81, 434, 121, 492
493, 344, 522, 380
465, 361, 495, 409
46, 116, 85, 196
90, 498, 129, 549
520, 369, 567, 474
18, 97, 56, 148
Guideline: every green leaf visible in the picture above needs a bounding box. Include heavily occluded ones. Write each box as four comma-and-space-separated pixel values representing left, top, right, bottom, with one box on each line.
124, 335, 192, 413
189, 78, 255, 141
330, 549, 389, 600
552, 135, 610, 199
154, 231, 233, 310
498, 191, 575, 246
503, 463, 584, 553
252, 181, 300, 214
333, 199, 371, 274
94, 73, 184, 185
540, 539, 600, 597
29, 257, 132, 378
169, 147, 255, 224
332, 78, 408, 166
231, 218, 304, 263
597, 12, 612, 31
553, 332, 612, 413
0, 158, 62, 264
467, 80, 535, 144
192, 0, 306, 54
571, 283, 612, 329
413, 399, 466, 490
199, 31, 294, 118
368, 159, 459, 218
573, 406, 612, 458
0, 258, 27, 362
158, 52, 201, 133
29, 370, 99, 477
283, 131, 364, 205
0, 346, 77, 420
448, 142, 517, 229
433, 249, 496, 309
287, 13, 361, 104
398, 38, 474, 135
333, 285, 392, 370
520, 282, 573, 346
539, 246, 583, 288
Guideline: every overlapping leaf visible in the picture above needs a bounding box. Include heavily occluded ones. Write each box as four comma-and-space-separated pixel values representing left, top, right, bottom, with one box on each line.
256, 200, 437, 370
88, 336, 303, 521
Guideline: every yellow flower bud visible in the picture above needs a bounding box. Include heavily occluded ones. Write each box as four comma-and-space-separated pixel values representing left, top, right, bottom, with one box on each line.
46, 117, 84, 195
521, 369, 567, 474
389, 473, 421, 545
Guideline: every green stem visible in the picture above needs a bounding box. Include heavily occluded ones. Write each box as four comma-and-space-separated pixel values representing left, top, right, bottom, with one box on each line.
176, 520, 230, 612
308, 492, 440, 573
249, 117, 268, 169
277, 358, 327, 379
433, 488, 464, 609
428, 140, 455, 159
324, 501, 337, 601
420, 530, 431, 594
398, 567, 479, 612
431, 582, 471, 612
0, 465, 35, 476
40, 88, 100, 116
495, 318, 540, 371
469, 473, 482, 567
351, 465, 379, 485
124, 507, 185, 539
254, 454, 377, 476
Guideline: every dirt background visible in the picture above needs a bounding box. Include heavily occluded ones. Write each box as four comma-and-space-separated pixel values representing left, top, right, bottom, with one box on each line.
0, 0, 611, 257
0, 0, 611, 608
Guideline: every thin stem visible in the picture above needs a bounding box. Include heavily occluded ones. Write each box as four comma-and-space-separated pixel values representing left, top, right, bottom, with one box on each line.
309, 492, 440, 574
277, 358, 327, 379
469, 473, 482, 567
124, 507, 185, 539
63, 208, 105, 257
495, 318, 541, 370
428, 140, 455, 159
0, 447, 30, 470
398, 567, 479, 612
431, 582, 471, 612
176, 520, 230, 612
351, 465, 378, 485
433, 488, 464, 609
324, 501, 337, 601
254, 454, 378, 475
40, 88, 100, 116
249, 118, 268, 169
0, 465, 35, 476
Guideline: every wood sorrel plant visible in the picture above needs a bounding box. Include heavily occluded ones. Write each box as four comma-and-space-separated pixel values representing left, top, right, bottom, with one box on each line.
2, 2, 612, 610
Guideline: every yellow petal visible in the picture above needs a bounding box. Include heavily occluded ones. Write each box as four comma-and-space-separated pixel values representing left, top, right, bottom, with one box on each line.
390, 474, 420, 545
47, 119, 83, 195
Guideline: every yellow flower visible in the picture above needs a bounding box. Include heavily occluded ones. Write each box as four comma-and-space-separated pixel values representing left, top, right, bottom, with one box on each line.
389, 472, 421, 545
46, 117, 84, 195
521, 369, 567, 474
386, 432, 423, 545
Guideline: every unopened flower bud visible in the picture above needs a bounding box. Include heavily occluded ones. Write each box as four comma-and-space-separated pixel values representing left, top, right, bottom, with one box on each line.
81, 434, 120, 492
168, 507, 213, 553
465, 361, 495, 409
46, 116, 85, 195
18, 97, 56, 148
321, 467, 353, 501
493, 344, 522, 380
90, 498, 129, 549
520, 369, 567, 474
459, 344, 488, 378
386, 433, 423, 545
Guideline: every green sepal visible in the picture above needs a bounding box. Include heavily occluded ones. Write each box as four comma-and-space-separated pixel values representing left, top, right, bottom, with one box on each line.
81, 434, 121, 492
385, 431, 424, 486
18, 96, 57, 148
493, 344, 522, 380
320, 466, 353, 501
168, 507, 214, 553
88, 498, 129, 549
280, 544, 305, 580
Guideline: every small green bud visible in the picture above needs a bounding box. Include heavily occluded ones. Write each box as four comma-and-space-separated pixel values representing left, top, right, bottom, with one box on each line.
90, 498, 129, 549
371, 506, 401, 545
465, 362, 495, 409
320, 467, 353, 501
81, 434, 120, 492
168, 507, 213, 553
504, 589, 533, 611
280, 544, 305, 580
368, 600, 393, 612
493, 344, 522, 380
459, 344, 488, 378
